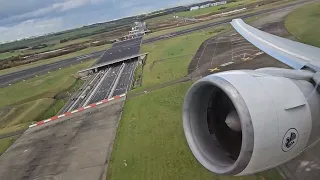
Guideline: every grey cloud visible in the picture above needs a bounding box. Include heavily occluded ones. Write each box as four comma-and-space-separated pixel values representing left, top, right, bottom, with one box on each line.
0, 0, 105, 25
0, 0, 60, 19
0, 18, 64, 42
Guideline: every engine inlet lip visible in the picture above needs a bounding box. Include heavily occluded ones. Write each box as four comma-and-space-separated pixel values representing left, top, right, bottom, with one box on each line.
183, 74, 254, 175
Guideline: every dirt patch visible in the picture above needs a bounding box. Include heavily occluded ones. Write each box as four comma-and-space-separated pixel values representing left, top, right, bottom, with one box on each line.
0, 106, 12, 119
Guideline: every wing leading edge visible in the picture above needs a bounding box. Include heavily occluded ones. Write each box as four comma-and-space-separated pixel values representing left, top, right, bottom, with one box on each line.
231, 19, 320, 71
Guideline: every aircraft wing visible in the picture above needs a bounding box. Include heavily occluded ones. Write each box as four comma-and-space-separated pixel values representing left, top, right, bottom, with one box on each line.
230, 19, 320, 71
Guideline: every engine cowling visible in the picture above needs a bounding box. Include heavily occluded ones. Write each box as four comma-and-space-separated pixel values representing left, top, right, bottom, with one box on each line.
183, 69, 320, 176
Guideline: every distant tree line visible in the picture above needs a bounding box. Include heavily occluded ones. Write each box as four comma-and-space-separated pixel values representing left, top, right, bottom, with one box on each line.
0, 46, 29, 54
0, 45, 87, 70
31, 44, 48, 50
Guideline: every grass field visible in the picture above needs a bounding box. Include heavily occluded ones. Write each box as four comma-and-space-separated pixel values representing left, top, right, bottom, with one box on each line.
138, 25, 231, 91
0, 136, 18, 154
0, 98, 54, 134
0, 60, 92, 152
285, 2, 320, 48
107, 82, 282, 180
0, 60, 94, 108
0, 38, 92, 60
0, 44, 110, 76
0, 51, 20, 60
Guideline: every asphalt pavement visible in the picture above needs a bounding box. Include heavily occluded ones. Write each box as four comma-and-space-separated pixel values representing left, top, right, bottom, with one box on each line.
0, 97, 125, 180
0, 51, 104, 87
112, 60, 136, 96
112, 37, 143, 47
85, 37, 142, 104
89, 65, 122, 104
96, 37, 142, 65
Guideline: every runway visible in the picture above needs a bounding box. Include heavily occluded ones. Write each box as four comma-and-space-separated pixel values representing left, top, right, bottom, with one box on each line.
0, 0, 311, 87
0, 97, 125, 180
187, 20, 290, 79
0, 51, 104, 87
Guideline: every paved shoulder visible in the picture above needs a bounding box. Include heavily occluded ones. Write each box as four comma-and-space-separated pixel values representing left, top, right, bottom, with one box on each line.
0, 98, 125, 180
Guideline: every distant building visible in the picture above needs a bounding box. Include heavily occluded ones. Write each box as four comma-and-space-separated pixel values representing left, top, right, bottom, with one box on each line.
124, 21, 149, 39
190, 1, 227, 11
214, 1, 227, 6
190, 6, 200, 11
200, 4, 210, 9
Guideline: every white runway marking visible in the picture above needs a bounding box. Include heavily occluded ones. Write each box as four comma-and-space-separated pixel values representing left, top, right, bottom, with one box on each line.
96, 102, 103, 105
232, 42, 253, 47
231, 38, 245, 43
255, 51, 264, 56
207, 40, 230, 45
58, 114, 65, 118
232, 48, 260, 55
196, 41, 209, 73
220, 61, 234, 67
210, 37, 221, 68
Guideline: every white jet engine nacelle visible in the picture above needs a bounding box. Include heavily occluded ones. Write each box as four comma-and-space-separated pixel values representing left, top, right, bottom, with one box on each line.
183, 68, 320, 175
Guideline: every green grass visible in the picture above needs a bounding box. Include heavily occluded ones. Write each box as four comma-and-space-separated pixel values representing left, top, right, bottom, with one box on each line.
38, 99, 66, 121
0, 123, 28, 136
138, 26, 231, 91
107, 82, 282, 180
132, 63, 143, 89
0, 60, 94, 108
0, 44, 109, 76
39, 78, 84, 120
285, 2, 320, 47
0, 136, 18, 154
0, 98, 54, 134
0, 98, 54, 127
0, 60, 92, 136
0, 51, 20, 60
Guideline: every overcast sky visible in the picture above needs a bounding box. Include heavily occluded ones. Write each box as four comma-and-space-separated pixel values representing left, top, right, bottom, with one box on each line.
0, 0, 205, 42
